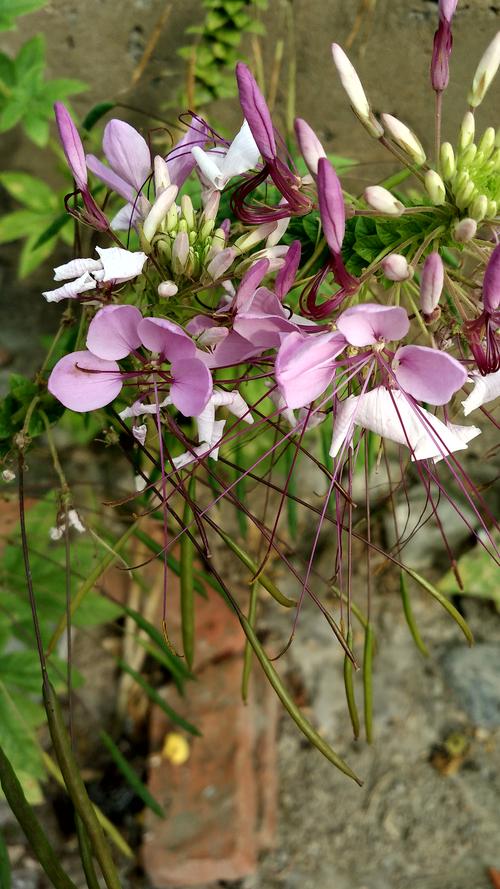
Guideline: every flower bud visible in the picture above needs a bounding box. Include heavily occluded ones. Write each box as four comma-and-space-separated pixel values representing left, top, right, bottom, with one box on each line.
165, 202, 178, 233
482, 242, 500, 313
455, 179, 476, 210
468, 31, 500, 108
420, 252, 444, 317
459, 143, 477, 166
142, 184, 178, 242
234, 222, 276, 252
2, 469, 15, 483
381, 253, 412, 281
331, 44, 383, 138
363, 185, 404, 215
380, 113, 426, 165
458, 111, 475, 152
424, 170, 446, 205
487, 199, 497, 218
478, 126, 496, 159
294, 118, 326, 176
158, 280, 178, 298
206, 228, 227, 261
171, 231, 190, 274
452, 217, 477, 242
201, 190, 220, 222
181, 194, 195, 230
154, 155, 170, 193
440, 142, 456, 180
439, 0, 458, 23
469, 193, 488, 221
206, 247, 236, 280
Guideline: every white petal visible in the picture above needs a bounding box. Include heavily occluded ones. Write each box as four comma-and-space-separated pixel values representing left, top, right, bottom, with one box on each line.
96, 246, 147, 283
53, 257, 102, 281
266, 216, 290, 248
142, 184, 178, 241
221, 120, 260, 181
68, 509, 85, 533
192, 146, 225, 189
42, 271, 97, 303
119, 396, 172, 419
462, 370, 500, 415
330, 387, 480, 462
132, 424, 147, 445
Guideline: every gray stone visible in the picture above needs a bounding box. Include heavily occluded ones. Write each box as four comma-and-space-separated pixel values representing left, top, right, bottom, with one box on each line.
441, 643, 500, 727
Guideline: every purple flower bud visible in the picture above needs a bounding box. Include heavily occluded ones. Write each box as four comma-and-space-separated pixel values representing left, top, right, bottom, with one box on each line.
172, 231, 190, 274
317, 157, 345, 255
275, 240, 301, 301
483, 243, 500, 313
420, 252, 444, 317
294, 118, 326, 177
54, 102, 88, 191
452, 217, 477, 242
431, 18, 453, 91
236, 62, 276, 162
439, 0, 458, 23
381, 253, 412, 281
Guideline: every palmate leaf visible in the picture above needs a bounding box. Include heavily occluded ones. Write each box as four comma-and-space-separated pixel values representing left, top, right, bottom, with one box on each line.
0, 680, 44, 803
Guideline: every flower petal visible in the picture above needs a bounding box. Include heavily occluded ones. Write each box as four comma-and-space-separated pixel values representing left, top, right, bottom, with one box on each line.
462, 369, 500, 415
236, 63, 276, 161
48, 350, 122, 411
393, 344, 467, 405
102, 119, 151, 193
42, 272, 97, 303
337, 303, 409, 346
275, 330, 346, 409
95, 246, 147, 283
138, 317, 196, 361
54, 103, 87, 190
86, 154, 136, 203
86, 305, 143, 360
170, 357, 212, 416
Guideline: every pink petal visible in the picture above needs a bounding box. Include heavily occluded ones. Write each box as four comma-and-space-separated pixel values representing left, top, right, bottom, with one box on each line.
48, 350, 122, 412
317, 157, 345, 254
86, 154, 136, 203
102, 119, 151, 193
275, 240, 301, 300
138, 317, 196, 361
337, 303, 409, 346
234, 258, 270, 311
166, 118, 209, 188
87, 305, 143, 360
275, 331, 346, 409
170, 357, 213, 416
483, 242, 500, 313
392, 344, 467, 405
235, 63, 276, 161
54, 103, 87, 191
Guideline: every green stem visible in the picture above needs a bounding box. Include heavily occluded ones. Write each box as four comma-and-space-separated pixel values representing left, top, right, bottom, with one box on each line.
344, 628, 360, 739
75, 816, 102, 889
363, 622, 374, 743
0, 743, 78, 889
241, 581, 259, 703
399, 572, 429, 657
180, 477, 196, 670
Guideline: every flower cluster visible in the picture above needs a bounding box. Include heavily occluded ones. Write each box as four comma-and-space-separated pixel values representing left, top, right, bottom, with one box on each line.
46, 0, 499, 663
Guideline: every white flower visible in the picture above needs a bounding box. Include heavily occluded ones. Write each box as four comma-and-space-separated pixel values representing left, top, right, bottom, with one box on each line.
172, 389, 254, 469
330, 387, 480, 462
43, 247, 147, 302
462, 370, 500, 415
191, 120, 260, 191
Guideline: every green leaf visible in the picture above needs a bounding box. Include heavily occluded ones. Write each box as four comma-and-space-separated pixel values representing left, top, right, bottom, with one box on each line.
0, 680, 44, 803
438, 537, 500, 610
120, 603, 191, 689
42, 78, 87, 102
0, 52, 15, 85
14, 35, 45, 77
117, 661, 201, 736
0, 209, 45, 243
0, 0, 47, 32
99, 731, 164, 818
22, 113, 49, 146
82, 101, 115, 131
32, 212, 69, 249
9, 372, 37, 401
0, 171, 56, 211
0, 102, 24, 132
19, 231, 57, 277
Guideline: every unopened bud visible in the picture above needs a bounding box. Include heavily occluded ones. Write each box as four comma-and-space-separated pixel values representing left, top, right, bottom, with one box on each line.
440, 142, 456, 180
181, 194, 195, 230
425, 170, 446, 205
201, 190, 220, 222
294, 118, 327, 176
468, 31, 500, 108
199, 218, 215, 241
483, 242, 500, 313
171, 231, 190, 274
364, 185, 404, 215
458, 111, 475, 152
331, 43, 383, 138
455, 179, 476, 210
478, 126, 496, 159
158, 280, 178, 298
234, 222, 276, 252
459, 143, 477, 166
206, 228, 227, 261
154, 155, 170, 193
266, 215, 291, 247
487, 198, 497, 218
142, 184, 178, 242
469, 193, 489, 221
381, 253, 412, 281
452, 217, 477, 242
2, 469, 15, 483
420, 251, 444, 317
381, 113, 426, 165
206, 247, 236, 280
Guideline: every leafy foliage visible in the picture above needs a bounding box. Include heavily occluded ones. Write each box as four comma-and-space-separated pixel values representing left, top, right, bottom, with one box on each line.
0, 35, 86, 146
0, 171, 74, 277
0, 0, 46, 31
177, 0, 268, 106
